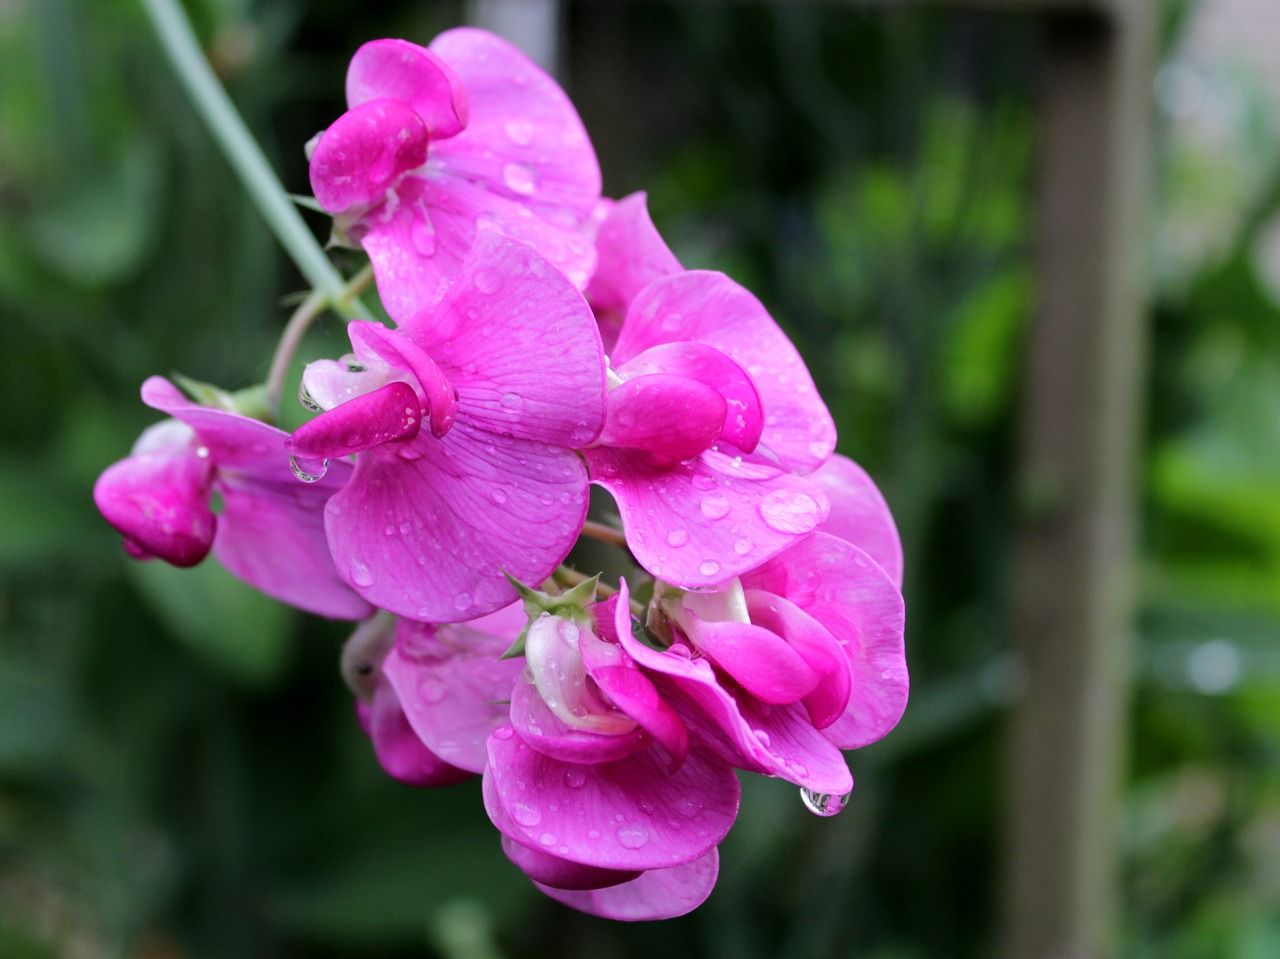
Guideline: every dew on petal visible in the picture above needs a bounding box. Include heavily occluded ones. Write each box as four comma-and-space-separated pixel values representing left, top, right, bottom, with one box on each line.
289, 455, 329, 483
492, 489, 509, 505
504, 119, 535, 145
667, 529, 689, 548
800, 789, 850, 818
500, 392, 524, 411
660, 312, 683, 332
417, 678, 446, 704
615, 823, 650, 849
492, 726, 514, 740
511, 801, 542, 826
700, 494, 731, 520
734, 538, 754, 555
691, 474, 717, 492
563, 767, 587, 789
758, 490, 821, 535
502, 162, 537, 195
539, 833, 557, 847
808, 439, 830, 460
454, 592, 473, 611
349, 560, 375, 588
699, 559, 721, 578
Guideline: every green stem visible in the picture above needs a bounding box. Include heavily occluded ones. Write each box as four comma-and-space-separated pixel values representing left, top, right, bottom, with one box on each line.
138, 0, 371, 320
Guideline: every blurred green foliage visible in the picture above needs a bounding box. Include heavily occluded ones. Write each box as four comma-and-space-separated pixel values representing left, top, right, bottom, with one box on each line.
2, 0, 1279, 957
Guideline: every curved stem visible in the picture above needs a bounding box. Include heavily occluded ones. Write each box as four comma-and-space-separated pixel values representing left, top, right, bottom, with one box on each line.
264, 264, 375, 418
580, 520, 628, 549
139, 0, 371, 321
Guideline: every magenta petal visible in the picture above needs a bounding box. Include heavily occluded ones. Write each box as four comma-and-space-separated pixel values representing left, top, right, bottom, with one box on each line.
324, 423, 589, 621
309, 99, 429, 213
94, 427, 215, 567
535, 849, 720, 921
812, 453, 904, 588
613, 271, 835, 473
743, 534, 908, 749
510, 677, 645, 765
599, 374, 725, 464
428, 27, 600, 224
681, 616, 820, 705
287, 382, 422, 459
617, 342, 763, 453
501, 837, 641, 891
485, 729, 739, 871
403, 230, 605, 448
349, 323, 458, 438
346, 39, 468, 139
744, 591, 850, 730
357, 678, 473, 787
383, 613, 524, 773
586, 192, 682, 318
585, 447, 830, 587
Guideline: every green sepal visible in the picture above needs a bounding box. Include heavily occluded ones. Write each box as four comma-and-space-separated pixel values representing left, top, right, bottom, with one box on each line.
172, 374, 273, 423
503, 570, 598, 623
499, 623, 529, 661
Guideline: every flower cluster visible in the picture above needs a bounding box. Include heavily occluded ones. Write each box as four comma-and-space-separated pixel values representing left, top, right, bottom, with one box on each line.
94, 28, 908, 920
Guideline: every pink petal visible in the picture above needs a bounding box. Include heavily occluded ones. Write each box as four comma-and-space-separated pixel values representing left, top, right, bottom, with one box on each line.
598, 374, 725, 464
94, 424, 215, 567
535, 849, 719, 921
743, 534, 908, 749
585, 446, 829, 587
349, 323, 458, 438
309, 99, 429, 214
613, 271, 835, 473
679, 616, 820, 705
585, 192, 681, 318
357, 677, 473, 787
616, 341, 764, 453
484, 728, 739, 872
509, 678, 647, 765
812, 453, 903, 588
615, 626, 853, 794
501, 837, 640, 891
428, 27, 600, 226
744, 590, 850, 730
402, 230, 605, 448
323, 421, 589, 622
286, 381, 422, 459
382, 612, 525, 773
346, 39, 468, 139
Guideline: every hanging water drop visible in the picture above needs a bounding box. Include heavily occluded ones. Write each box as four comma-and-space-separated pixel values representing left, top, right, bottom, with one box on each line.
290, 455, 329, 483
800, 788, 850, 818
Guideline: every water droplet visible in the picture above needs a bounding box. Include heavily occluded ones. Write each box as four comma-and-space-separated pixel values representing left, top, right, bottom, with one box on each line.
492, 726, 514, 740
674, 798, 702, 819
504, 119, 534, 145
289, 455, 328, 483
455, 592, 472, 611
734, 538, 754, 555
753, 728, 772, 747
500, 392, 524, 410
638, 799, 655, 815
691, 474, 716, 492
699, 559, 721, 577
660, 312, 683, 331
700, 494, 731, 520
384, 524, 396, 537
492, 489, 508, 505
615, 823, 650, 849
417, 679, 446, 704
502, 162, 537, 195
194, 446, 210, 459
349, 561, 375, 588
563, 767, 586, 789
511, 802, 542, 826
800, 788, 850, 818
808, 439, 830, 460
539, 832, 557, 847
759, 490, 821, 534
667, 529, 689, 547
411, 216, 437, 256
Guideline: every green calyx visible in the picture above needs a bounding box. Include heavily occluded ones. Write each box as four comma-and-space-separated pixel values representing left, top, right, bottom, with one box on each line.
499, 572, 600, 660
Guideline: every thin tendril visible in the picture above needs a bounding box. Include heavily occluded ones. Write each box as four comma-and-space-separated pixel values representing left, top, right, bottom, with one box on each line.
580, 520, 628, 548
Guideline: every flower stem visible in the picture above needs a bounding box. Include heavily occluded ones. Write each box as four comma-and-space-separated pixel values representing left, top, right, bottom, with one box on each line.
138, 0, 371, 320
580, 520, 628, 549
264, 264, 375, 418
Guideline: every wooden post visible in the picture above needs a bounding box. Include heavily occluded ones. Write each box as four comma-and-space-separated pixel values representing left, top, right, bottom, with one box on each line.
1000, 3, 1152, 957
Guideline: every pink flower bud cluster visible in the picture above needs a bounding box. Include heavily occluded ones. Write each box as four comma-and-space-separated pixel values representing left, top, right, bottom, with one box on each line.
93, 28, 908, 920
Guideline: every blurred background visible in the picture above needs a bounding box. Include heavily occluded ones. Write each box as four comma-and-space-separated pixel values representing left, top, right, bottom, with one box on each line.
2, 0, 1279, 956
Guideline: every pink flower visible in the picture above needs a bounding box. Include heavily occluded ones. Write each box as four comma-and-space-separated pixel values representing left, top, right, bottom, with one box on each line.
585, 265, 837, 587
285, 233, 605, 622
812, 452, 904, 588
309, 28, 601, 322
93, 377, 372, 620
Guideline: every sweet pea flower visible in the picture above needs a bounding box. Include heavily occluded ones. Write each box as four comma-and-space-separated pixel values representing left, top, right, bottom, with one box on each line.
93, 377, 372, 620
309, 28, 601, 322
585, 265, 838, 587
285, 232, 605, 622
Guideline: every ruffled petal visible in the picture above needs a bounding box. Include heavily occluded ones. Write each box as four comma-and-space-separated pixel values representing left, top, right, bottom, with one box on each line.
348, 323, 458, 437
484, 728, 739, 872
535, 849, 719, 921
309, 98, 429, 214
428, 27, 600, 225
616, 341, 763, 453
286, 381, 422, 459
323, 421, 589, 621
509, 678, 647, 765
356, 677, 472, 787
346, 39, 468, 139
812, 453, 903, 588
586, 192, 681, 319
382, 612, 525, 773
743, 534, 908, 749
585, 446, 829, 587
679, 616, 820, 705
598, 374, 725, 464
744, 590, 850, 730
613, 271, 835, 473
501, 836, 640, 891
